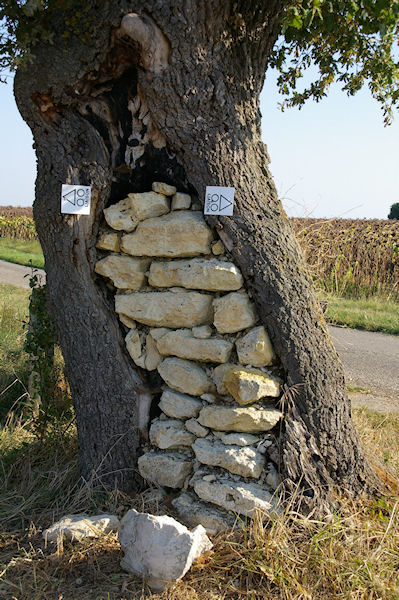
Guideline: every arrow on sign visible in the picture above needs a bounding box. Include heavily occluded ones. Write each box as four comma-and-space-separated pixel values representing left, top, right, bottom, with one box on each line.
63, 189, 77, 206
219, 194, 232, 212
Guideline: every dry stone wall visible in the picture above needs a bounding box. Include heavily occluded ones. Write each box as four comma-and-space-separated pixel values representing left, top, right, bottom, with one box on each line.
96, 182, 285, 533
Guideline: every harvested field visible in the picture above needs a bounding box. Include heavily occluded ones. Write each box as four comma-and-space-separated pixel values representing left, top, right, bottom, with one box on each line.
0, 206, 33, 218
291, 218, 399, 301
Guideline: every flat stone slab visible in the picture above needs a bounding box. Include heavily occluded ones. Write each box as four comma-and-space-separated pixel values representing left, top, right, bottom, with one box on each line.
198, 405, 283, 433
155, 329, 233, 363
223, 366, 281, 405
119, 508, 212, 591
115, 290, 213, 328
149, 419, 195, 449
192, 438, 265, 478
172, 492, 235, 536
213, 292, 257, 333
43, 514, 119, 542
149, 258, 243, 291
95, 255, 150, 290
138, 451, 193, 488
194, 478, 276, 517
159, 388, 203, 420
158, 357, 214, 396
120, 211, 213, 257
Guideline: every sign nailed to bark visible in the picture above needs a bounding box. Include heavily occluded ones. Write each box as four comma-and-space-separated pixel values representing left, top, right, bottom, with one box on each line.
61, 185, 91, 215
204, 186, 235, 216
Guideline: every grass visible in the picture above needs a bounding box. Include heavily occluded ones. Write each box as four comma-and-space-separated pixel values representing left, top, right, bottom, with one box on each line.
0, 284, 398, 599
0, 237, 44, 269
0, 410, 397, 600
324, 294, 399, 335
0, 282, 31, 420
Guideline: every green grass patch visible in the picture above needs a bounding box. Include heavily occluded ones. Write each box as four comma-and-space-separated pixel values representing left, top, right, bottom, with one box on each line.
0, 237, 44, 269
323, 294, 399, 335
0, 283, 31, 419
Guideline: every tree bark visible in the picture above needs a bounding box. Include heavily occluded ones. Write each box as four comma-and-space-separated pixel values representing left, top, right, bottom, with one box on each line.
14, 0, 381, 503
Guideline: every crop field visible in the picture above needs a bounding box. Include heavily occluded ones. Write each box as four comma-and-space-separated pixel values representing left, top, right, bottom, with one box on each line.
291, 218, 399, 301
1, 208, 398, 302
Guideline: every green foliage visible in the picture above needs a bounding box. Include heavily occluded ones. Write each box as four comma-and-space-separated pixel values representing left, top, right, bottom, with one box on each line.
0, 1, 398, 120
388, 202, 399, 219
23, 268, 57, 438
273, 0, 399, 124
0, 0, 81, 78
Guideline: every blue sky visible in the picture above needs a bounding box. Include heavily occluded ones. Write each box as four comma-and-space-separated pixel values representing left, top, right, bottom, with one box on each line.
0, 68, 398, 219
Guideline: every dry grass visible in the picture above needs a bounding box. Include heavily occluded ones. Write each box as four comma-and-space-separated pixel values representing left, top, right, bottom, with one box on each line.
291, 218, 399, 301
0, 409, 398, 600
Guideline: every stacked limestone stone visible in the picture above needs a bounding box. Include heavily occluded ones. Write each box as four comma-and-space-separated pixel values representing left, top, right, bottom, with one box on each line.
95, 182, 284, 534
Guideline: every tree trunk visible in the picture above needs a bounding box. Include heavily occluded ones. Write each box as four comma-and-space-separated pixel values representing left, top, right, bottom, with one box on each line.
14, 0, 381, 504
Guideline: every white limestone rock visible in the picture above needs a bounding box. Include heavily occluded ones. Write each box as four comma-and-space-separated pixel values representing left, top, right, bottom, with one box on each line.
144, 332, 163, 371
215, 432, 260, 446
149, 419, 195, 449
155, 329, 233, 363
96, 232, 120, 252
159, 388, 203, 420
198, 405, 283, 433
192, 438, 264, 479
121, 211, 213, 258
213, 292, 257, 333
118, 509, 212, 591
115, 290, 213, 328
158, 357, 214, 396
103, 192, 169, 232
211, 240, 225, 256
118, 313, 136, 329
125, 329, 142, 361
95, 255, 150, 290
172, 492, 235, 536
43, 514, 119, 543
138, 451, 193, 488
172, 192, 191, 210
212, 363, 235, 395
185, 419, 209, 438
152, 181, 177, 196
192, 325, 212, 339
149, 258, 243, 291
236, 326, 275, 367
223, 366, 281, 405
194, 478, 276, 517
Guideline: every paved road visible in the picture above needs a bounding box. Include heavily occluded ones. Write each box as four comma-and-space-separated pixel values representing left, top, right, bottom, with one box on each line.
329, 325, 399, 413
0, 259, 46, 289
0, 259, 397, 411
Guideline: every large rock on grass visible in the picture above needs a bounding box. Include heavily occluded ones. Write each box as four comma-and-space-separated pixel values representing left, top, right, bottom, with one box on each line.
119, 509, 212, 591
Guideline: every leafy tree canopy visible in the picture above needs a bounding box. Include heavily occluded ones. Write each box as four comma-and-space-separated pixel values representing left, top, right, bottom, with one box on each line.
388, 202, 399, 219
1, 0, 398, 123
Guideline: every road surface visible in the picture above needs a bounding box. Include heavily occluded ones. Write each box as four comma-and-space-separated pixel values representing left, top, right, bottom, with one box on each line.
0, 259, 46, 289
0, 259, 397, 412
